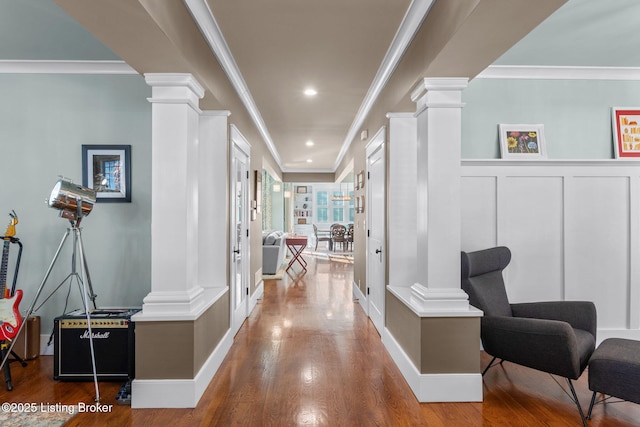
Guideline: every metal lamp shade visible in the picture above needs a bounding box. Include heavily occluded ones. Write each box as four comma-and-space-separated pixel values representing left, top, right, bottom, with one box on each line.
48, 179, 96, 221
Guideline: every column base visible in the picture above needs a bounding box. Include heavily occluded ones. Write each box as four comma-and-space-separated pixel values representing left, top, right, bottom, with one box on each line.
135, 286, 212, 321
410, 283, 472, 312
383, 326, 483, 402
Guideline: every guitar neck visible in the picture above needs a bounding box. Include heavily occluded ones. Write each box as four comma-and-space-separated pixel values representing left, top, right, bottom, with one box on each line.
0, 240, 9, 298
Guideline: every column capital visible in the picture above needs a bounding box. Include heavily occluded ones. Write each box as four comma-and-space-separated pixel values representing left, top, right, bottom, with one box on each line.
145, 73, 205, 111
411, 77, 468, 113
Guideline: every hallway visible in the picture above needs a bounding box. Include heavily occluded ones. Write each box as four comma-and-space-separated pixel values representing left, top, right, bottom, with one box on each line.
2, 254, 640, 426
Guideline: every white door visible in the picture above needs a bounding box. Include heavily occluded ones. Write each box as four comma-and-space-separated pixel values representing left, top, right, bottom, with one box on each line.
367, 128, 386, 335
230, 128, 250, 336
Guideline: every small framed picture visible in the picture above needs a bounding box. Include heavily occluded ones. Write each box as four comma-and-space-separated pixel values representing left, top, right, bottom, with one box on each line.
297, 218, 307, 225
612, 108, 640, 158
498, 124, 546, 159
82, 145, 131, 202
296, 186, 308, 194
357, 171, 365, 190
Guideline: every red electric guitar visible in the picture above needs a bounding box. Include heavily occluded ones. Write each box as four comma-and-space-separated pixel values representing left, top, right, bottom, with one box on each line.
0, 211, 23, 341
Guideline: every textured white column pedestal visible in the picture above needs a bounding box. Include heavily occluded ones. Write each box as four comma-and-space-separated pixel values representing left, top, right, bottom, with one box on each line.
140, 73, 207, 319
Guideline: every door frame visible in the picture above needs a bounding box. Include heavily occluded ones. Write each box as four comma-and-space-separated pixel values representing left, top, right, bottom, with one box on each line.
229, 125, 251, 336
366, 126, 386, 334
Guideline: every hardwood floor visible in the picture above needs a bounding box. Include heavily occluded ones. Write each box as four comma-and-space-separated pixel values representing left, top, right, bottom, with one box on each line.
1, 253, 639, 426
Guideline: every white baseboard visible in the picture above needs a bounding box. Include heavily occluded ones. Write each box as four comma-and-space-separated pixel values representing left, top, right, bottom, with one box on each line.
383, 328, 483, 402
352, 280, 368, 315
250, 280, 264, 314
40, 335, 54, 356
131, 328, 233, 408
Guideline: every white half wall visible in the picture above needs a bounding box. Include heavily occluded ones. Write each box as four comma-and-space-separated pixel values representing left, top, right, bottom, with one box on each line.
462, 160, 640, 342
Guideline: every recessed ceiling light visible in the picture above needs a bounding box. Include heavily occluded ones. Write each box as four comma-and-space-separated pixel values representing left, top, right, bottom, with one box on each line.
306, 140, 314, 147
304, 88, 317, 97
306, 159, 313, 163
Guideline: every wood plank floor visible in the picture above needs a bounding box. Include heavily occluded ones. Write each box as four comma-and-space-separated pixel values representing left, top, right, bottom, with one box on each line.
1, 254, 639, 426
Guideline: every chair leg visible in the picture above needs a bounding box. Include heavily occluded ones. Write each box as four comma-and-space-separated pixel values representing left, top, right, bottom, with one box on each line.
482, 356, 498, 376
567, 379, 588, 427
586, 391, 597, 420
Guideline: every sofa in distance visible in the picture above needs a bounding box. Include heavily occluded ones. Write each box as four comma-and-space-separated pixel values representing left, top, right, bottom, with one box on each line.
262, 230, 287, 275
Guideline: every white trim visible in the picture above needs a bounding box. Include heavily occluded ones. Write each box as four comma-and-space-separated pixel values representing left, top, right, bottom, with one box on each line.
476, 65, 640, 81
230, 124, 251, 157
132, 287, 227, 322
184, 0, 283, 171
388, 286, 482, 318
462, 158, 640, 167
40, 336, 53, 356
131, 328, 233, 408
335, 0, 436, 171
249, 280, 264, 314
352, 280, 368, 315
0, 60, 137, 75
382, 328, 483, 402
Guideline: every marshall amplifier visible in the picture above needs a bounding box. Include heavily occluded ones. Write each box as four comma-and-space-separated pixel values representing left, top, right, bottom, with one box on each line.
53, 308, 139, 381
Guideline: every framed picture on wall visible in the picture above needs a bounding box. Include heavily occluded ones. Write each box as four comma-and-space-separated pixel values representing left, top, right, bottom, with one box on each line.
357, 170, 365, 190
498, 124, 546, 159
612, 108, 640, 158
82, 144, 131, 202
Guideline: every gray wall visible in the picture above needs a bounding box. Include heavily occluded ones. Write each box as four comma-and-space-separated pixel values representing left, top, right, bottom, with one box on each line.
0, 73, 151, 339
462, 78, 640, 159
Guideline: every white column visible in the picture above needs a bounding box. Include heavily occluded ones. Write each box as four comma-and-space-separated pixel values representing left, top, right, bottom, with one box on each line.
410, 78, 470, 311
141, 73, 206, 317
198, 110, 230, 289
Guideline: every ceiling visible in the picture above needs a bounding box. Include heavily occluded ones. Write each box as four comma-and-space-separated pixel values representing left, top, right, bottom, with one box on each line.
3, 0, 640, 173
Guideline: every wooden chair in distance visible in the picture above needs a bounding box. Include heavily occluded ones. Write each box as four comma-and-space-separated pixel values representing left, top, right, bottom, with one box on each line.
313, 224, 331, 251
330, 224, 346, 252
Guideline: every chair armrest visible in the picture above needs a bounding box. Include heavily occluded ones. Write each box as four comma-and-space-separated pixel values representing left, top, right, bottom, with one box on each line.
481, 316, 582, 378
511, 301, 597, 337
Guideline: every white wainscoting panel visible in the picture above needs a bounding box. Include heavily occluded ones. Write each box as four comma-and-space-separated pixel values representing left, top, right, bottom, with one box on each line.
565, 176, 630, 329
501, 176, 564, 302
461, 176, 497, 251
461, 160, 640, 339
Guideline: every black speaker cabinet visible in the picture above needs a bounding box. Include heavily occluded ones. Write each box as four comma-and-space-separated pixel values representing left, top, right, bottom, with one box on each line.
54, 309, 139, 381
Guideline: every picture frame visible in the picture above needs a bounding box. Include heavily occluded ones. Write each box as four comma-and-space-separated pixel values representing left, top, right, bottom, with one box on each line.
612, 108, 640, 158
297, 218, 307, 225
356, 195, 365, 213
498, 124, 546, 159
296, 186, 308, 194
254, 170, 262, 214
82, 145, 131, 203
357, 171, 365, 190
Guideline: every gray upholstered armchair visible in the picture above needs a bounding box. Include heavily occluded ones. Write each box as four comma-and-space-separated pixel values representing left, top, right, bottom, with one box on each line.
461, 246, 597, 427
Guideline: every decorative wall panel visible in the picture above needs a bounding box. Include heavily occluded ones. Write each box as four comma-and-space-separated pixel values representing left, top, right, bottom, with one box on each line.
462, 160, 640, 337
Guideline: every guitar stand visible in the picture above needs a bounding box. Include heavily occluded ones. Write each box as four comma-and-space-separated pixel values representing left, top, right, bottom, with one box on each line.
0, 220, 101, 402
1, 341, 27, 391
0, 236, 26, 391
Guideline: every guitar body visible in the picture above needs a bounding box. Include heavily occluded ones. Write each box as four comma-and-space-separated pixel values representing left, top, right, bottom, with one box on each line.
0, 289, 22, 341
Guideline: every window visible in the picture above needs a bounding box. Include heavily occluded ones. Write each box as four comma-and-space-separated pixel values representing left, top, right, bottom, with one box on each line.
332, 207, 344, 222
316, 191, 329, 223
317, 208, 328, 222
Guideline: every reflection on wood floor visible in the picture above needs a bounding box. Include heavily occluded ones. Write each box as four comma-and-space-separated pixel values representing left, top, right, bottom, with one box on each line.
1, 254, 639, 426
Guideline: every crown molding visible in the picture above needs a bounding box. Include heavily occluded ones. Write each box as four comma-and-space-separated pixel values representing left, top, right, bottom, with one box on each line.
184, 0, 283, 171
334, 0, 436, 172
0, 60, 137, 74
476, 65, 640, 81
